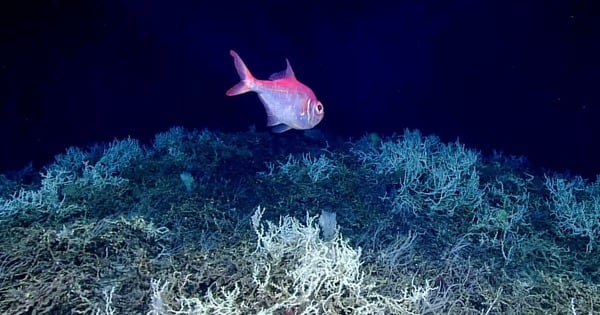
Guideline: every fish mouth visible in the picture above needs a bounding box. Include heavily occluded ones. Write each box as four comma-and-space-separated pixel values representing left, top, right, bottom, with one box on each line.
311, 113, 324, 128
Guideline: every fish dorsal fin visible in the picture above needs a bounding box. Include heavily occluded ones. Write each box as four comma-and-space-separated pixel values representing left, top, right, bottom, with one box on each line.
269, 59, 296, 80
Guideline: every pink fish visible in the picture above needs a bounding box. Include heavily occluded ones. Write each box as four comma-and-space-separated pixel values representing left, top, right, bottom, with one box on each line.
225, 50, 324, 133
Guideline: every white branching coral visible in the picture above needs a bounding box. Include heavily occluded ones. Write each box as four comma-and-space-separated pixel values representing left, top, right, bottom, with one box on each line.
148, 206, 433, 314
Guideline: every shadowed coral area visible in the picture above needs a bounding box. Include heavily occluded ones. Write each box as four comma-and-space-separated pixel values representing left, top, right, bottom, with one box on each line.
0, 127, 599, 314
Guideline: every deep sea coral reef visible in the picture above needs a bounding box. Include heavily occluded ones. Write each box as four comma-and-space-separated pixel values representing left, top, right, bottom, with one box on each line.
1, 127, 599, 314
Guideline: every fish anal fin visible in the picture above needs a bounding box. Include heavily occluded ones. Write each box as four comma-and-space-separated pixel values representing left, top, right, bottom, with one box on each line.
258, 96, 281, 126
266, 114, 280, 126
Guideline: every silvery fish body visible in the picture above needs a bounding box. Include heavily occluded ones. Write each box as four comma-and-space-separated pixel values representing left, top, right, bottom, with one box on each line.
225, 50, 324, 133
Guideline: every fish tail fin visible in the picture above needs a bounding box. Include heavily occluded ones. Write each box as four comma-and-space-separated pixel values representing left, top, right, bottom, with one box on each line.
226, 50, 255, 96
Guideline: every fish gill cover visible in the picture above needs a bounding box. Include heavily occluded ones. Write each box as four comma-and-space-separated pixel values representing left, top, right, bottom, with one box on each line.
0, 126, 599, 314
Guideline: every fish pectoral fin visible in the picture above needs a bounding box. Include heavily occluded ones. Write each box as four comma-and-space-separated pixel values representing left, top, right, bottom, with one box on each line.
271, 124, 292, 133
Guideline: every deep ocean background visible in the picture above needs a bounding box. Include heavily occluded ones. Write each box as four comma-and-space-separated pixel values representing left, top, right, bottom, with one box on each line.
1, 0, 598, 178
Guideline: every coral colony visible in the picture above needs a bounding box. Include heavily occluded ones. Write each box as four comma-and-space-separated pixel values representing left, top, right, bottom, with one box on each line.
1, 127, 599, 313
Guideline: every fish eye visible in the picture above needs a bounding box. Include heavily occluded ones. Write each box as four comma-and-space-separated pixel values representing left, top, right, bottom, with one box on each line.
316, 103, 324, 113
